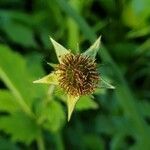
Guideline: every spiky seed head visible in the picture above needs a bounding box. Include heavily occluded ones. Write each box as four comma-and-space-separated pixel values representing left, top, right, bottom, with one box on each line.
57, 53, 99, 97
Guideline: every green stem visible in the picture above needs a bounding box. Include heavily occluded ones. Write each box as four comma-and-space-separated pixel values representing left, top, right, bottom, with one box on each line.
53, 133, 64, 150
67, 0, 80, 52
37, 85, 56, 125
37, 130, 45, 150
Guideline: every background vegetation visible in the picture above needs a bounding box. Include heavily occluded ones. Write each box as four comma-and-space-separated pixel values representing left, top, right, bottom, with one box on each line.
0, 0, 150, 149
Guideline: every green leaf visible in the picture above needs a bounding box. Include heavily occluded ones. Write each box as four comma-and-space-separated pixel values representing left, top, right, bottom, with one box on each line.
50, 37, 70, 63
33, 72, 59, 85
122, 0, 150, 29
83, 134, 105, 150
95, 115, 130, 135
0, 112, 40, 144
26, 52, 48, 99
76, 96, 98, 111
138, 101, 150, 117
0, 90, 19, 113
0, 45, 34, 116
67, 95, 79, 121
127, 26, 150, 38
26, 52, 46, 78
83, 36, 101, 59
99, 77, 115, 89
2, 22, 37, 47
110, 132, 129, 150
0, 137, 19, 150
41, 101, 66, 132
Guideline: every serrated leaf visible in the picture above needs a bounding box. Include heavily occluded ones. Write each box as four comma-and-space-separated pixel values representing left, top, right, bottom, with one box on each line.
83, 36, 101, 59
41, 101, 65, 132
33, 72, 59, 85
0, 112, 40, 144
50, 37, 70, 62
99, 77, 115, 89
76, 96, 98, 111
67, 95, 79, 121
0, 90, 19, 113
0, 45, 35, 116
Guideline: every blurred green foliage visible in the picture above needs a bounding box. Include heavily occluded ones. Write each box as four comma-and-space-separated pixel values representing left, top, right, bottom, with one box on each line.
0, 0, 150, 150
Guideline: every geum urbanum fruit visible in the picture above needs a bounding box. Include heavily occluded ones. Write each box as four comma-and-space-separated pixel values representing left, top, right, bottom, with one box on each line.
33, 36, 115, 121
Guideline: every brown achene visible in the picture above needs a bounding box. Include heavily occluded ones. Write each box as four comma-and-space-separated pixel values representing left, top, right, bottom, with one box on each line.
57, 53, 99, 97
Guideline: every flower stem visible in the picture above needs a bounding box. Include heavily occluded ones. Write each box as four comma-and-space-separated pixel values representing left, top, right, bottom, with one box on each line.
37, 130, 45, 150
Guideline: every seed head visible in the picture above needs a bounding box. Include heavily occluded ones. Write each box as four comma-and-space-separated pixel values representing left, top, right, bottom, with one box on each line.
57, 53, 99, 97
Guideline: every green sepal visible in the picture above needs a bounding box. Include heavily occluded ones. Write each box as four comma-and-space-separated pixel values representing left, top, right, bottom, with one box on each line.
47, 62, 58, 68
33, 72, 59, 85
50, 37, 70, 63
99, 77, 115, 89
76, 96, 98, 111
83, 36, 101, 59
67, 95, 79, 121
